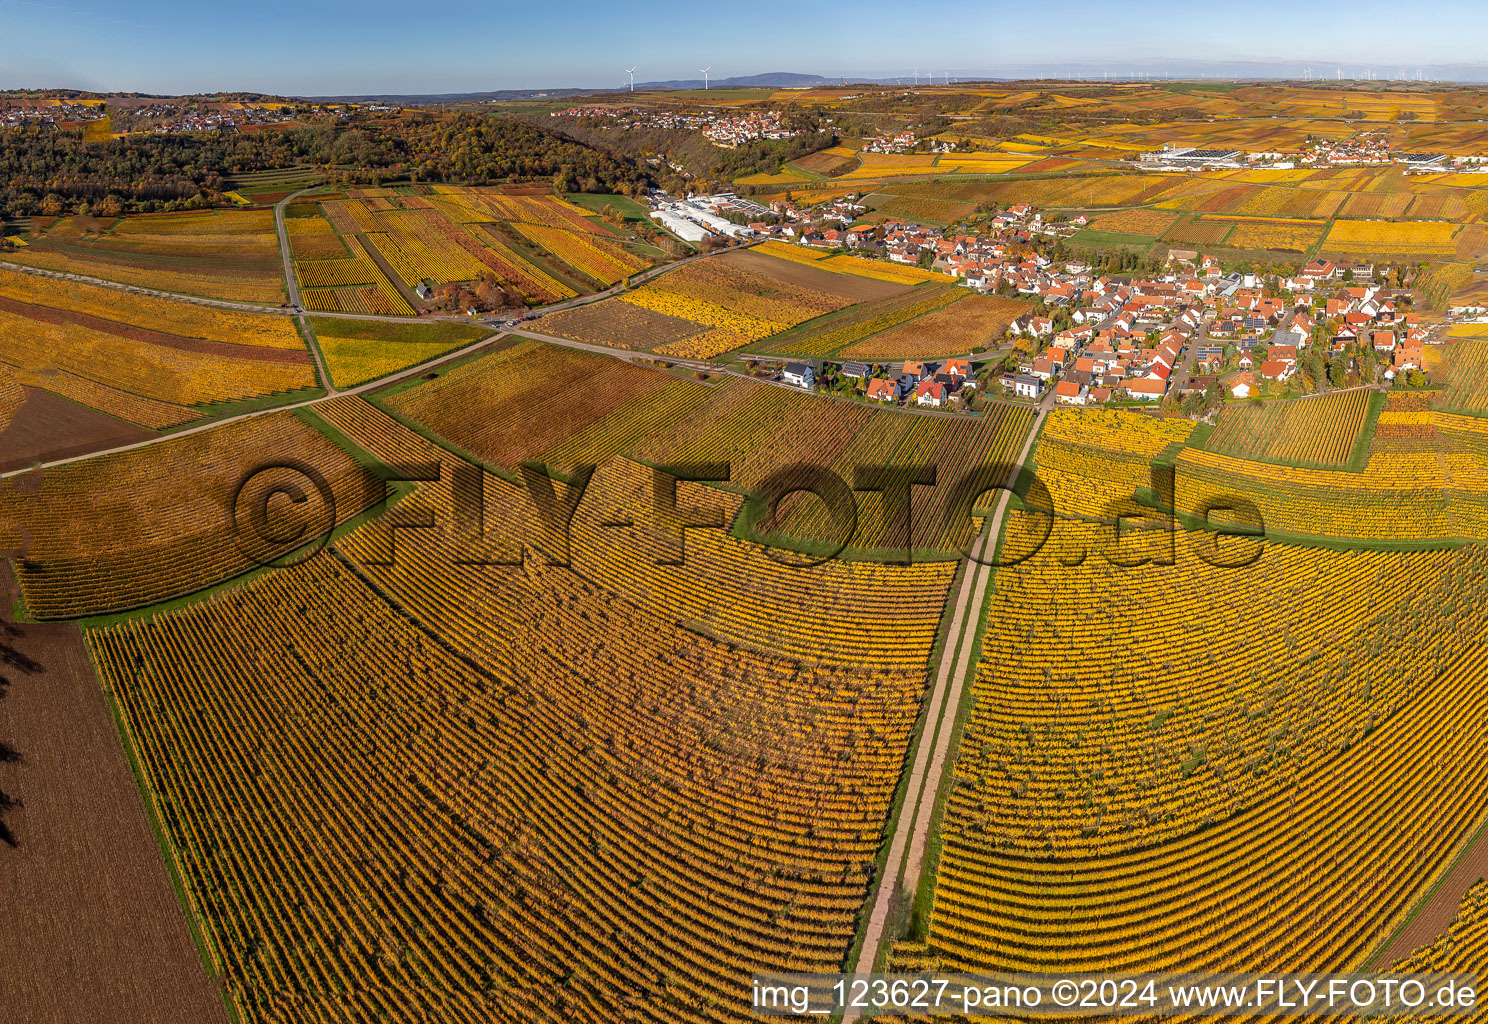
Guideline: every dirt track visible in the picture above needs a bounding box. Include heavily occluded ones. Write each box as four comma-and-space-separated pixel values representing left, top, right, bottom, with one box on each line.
1376, 826, 1488, 967
0, 564, 228, 1024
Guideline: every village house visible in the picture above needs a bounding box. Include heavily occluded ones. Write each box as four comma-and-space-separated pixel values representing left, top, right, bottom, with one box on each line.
914, 379, 948, 408
781, 363, 815, 389
1394, 342, 1424, 370
1228, 371, 1256, 398
1123, 378, 1166, 401
1003, 373, 1043, 399
1054, 380, 1087, 405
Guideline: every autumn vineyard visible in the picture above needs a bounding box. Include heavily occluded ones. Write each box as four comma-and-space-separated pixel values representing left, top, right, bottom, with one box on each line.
12, 70, 1488, 1024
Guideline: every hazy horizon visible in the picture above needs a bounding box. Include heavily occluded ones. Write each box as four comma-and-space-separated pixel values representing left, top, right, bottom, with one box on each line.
7, 0, 1488, 95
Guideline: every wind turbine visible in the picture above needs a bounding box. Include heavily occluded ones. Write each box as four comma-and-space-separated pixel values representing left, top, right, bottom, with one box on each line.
699, 66, 711, 90
913, 69, 920, 86
625, 66, 636, 92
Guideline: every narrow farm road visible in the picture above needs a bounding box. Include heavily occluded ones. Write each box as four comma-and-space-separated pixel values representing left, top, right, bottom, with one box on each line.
297, 315, 339, 398
843, 388, 1053, 1014
1, 225, 1017, 478
1372, 823, 1488, 968
272, 185, 320, 310
0, 229, 753, 325
0, 258, 294, 314
3, 307, 1032, 479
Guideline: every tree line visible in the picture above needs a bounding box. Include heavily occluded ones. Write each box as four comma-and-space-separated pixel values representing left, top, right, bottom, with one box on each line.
0, 112, 654, 218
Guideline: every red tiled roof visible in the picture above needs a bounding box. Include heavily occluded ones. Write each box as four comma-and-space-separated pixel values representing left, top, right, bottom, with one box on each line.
1124, 378, 1165, 395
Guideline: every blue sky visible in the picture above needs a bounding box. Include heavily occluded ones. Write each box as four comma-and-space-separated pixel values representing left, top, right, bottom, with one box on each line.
5, 0, 1488, 95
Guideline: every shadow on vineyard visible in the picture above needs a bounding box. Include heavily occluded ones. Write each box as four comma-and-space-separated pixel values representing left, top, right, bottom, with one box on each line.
0, 617, 39, 849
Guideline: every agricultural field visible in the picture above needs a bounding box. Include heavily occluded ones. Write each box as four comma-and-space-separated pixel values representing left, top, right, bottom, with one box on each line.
0, 411, 380, 618
751, 284, 962, 357
734, 168, 815, 186
1203, 389, 1375, 467
749, 243, 953, 286
381, 338, 712, 472
890, 512, 1488, 976
290, 185, 660, 314
382, 341, 1034, 558
763, 403, 1035, 556
835, 294, 1033, 359
550, 249, 861, 358
6, 210, 286, 303
1088, 208, 1180, 237
1417, 260, 1475, 311
1222, 217, 1327, 251
306, 317, 490, 389
1322, 219, 1458, 256
864, 172, 1165, 213
869, 195, 979, 225
0, 385, 156, 473
840, 152, 944, 179
1173, 438, 1488, 542
0, 267, 317, 428
0, 592, 229, 1024
80, 416, 959, 1021
1441, 328, 1488, 412
295, 231, 416, 316
532, 295, 703, 348
1026, 408, 1194, 523
1160, 216, 1235, 246
794, 145, 859, 175
0, 367, 25, 435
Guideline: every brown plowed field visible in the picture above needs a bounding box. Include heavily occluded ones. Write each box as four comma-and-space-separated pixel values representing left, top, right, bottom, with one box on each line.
0, 564, 228, 1024
539, 298, 702, 348
722, 248, 908, 302
0, 388, 155, 473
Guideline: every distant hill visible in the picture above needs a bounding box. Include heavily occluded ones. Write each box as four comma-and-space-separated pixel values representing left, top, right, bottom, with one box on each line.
299, 72, 840, 104
628, 72, 833, 91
